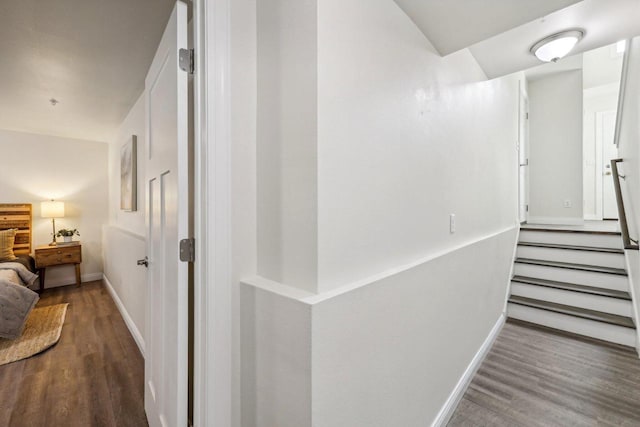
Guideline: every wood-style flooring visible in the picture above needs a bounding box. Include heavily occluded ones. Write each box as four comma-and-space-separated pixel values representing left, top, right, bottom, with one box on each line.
0, 281, 148, 427
448, 319, 640, 427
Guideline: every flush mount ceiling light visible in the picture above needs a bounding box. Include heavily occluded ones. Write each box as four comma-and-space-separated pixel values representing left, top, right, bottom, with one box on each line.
530, 29, 584, 63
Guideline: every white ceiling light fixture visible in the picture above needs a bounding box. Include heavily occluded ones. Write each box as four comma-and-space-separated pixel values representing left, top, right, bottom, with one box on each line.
530, 29, 584, 63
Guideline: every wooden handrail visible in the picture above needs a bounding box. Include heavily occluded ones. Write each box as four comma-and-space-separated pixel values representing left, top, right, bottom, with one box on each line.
611, 158, 639, 250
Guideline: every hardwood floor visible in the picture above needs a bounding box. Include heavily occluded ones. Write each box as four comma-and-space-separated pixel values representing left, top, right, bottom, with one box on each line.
448, 319, 640, 427
0, 281, 148, 427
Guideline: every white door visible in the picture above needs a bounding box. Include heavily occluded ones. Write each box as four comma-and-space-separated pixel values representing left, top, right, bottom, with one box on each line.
599, 111, 619, 219
145, 2, 190, 426
518, 88, 529, 223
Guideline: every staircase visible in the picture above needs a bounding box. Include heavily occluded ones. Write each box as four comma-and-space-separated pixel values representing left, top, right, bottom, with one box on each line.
507, 225, 637, 347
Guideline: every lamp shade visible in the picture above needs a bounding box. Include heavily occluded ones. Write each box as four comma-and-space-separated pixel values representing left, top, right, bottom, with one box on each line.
531, 30, 584, 63
41, 200, 65, 218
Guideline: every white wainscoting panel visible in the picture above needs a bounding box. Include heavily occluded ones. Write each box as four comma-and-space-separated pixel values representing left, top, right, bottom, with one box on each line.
242, 227, 518, 427
102, 225, 147, 356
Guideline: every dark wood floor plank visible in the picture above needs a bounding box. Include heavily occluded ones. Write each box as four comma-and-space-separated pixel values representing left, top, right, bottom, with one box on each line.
0, 281, 147, 427
0, 358, 25, 426
448, 319, 640, 426
448, 398, 525, 427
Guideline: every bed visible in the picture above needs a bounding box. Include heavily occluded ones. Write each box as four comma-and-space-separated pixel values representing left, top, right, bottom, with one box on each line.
0, 203, 40, 339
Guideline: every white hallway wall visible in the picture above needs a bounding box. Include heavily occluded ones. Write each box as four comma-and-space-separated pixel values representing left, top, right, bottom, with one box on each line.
0, 129, 107, 287
583, 43, 624, 89
317, 0, 519, 290
528, 70, 583, 224
582, 44, 624, 221
616, 36, 640, 353
103, 92, 147, 354
242, 0, 521, 425
256, 0, 318, 292
231, 0, 258, 423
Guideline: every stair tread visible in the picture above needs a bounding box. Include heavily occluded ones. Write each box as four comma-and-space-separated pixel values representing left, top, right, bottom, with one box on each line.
520, 226, 621, 236
518, 242, 624, 254
511, 275, 632, 300
515, 258, 627, 276
508, 296, 635, 329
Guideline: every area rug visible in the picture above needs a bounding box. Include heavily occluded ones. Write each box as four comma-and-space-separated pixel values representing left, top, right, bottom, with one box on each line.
0, 303, 68, 366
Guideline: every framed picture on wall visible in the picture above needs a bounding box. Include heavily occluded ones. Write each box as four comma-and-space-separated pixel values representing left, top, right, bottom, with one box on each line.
120, 135, 137, 212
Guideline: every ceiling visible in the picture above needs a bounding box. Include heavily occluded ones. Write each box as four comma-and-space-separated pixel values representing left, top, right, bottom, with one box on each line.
5, 0, 640, 143
469, 0, 640, 79
396, 0, 640, 80
524, 41, 624, 89
0, 0, 175, 142
392, 0, 581, 56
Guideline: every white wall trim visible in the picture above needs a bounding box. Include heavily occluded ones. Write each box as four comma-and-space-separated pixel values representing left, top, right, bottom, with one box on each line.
307, 226, 517, 304
241, 276, 315, 302
102, 274, 145, 357
430, 314, 506, 427
527, 216, 584, 225
193, 0, 233, 425
503, 225, 521, 313
242, 226, 518, 305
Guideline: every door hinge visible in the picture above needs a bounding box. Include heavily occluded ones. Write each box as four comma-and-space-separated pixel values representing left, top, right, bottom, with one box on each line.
180, 238, 195, 262
179, 48, 194, 74
526, 112, 529, 120
526, 204, 529, 212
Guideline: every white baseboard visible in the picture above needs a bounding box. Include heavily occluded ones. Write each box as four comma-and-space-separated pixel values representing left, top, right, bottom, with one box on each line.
526, 216, 584, 226
431, 314, 506, 427
103, 274, 146, 357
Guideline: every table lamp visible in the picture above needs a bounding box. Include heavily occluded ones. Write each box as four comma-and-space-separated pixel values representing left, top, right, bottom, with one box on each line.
41, 200, 65, 246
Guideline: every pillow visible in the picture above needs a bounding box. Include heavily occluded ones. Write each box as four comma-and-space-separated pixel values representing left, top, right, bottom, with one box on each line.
0, 229, 17, 262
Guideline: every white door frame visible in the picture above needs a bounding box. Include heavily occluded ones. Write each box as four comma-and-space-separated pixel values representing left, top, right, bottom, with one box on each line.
518, 81, 529, 224
598, 110, 618, 219
192, 0, 232, 425
583, 84, 620, 220
144, 2, 190, 424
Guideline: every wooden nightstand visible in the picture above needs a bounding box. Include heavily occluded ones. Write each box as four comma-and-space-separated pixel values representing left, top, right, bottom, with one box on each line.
34, 243, 82, 293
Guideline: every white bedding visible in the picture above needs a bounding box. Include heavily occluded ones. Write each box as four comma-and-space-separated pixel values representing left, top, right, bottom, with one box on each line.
0, 263, 40, 339
0, 269, 21, 286
0, 262, 38, 287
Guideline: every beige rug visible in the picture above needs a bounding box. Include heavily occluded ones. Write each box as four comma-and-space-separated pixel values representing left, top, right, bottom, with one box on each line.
0, 303, 69, 366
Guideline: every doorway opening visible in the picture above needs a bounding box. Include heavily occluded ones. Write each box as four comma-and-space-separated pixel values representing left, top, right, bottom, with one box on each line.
522, 41, 624, 227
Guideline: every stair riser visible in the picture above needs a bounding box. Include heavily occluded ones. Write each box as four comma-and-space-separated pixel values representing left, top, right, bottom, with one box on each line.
519, 230, 623, 249
510, 282, 633, 317
513, 263, 629, 292
516, 246, 626, 270
507, 303, 636, 347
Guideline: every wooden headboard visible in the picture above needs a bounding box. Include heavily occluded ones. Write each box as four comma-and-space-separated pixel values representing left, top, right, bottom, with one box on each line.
0, 204, 32, 255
